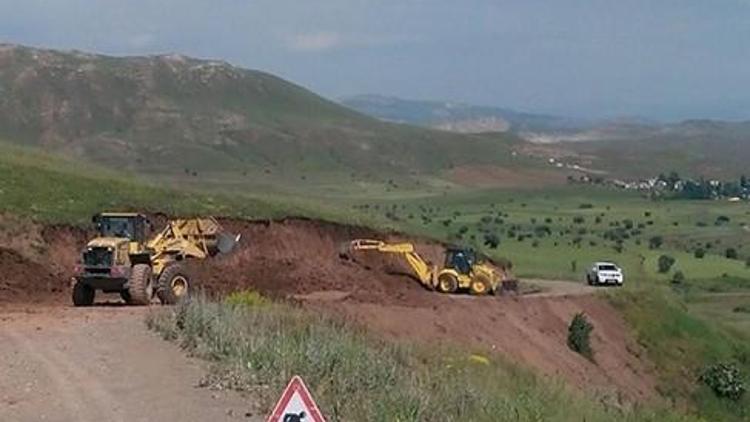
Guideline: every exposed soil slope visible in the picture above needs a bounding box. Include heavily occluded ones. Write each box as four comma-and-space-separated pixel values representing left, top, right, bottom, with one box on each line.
0, 216, 658, 404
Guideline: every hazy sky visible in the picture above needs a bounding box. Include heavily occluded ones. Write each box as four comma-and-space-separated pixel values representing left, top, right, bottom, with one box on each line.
1, 0, 749, 120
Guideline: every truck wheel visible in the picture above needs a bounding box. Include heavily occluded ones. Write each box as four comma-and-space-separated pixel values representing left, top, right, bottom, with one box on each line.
156, 264, 192, 305
470, 276, 490, 295
72, 282, 95, 306
128, 264, 153, 305
437, 273, 458, 293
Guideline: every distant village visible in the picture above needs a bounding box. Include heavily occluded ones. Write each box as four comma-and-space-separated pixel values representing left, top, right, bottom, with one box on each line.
554, 157, 750, 201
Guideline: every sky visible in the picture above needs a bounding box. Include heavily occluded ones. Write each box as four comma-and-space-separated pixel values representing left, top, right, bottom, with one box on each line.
1, 0, 749, 121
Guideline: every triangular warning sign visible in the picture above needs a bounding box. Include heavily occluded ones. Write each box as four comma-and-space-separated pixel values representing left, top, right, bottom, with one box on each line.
267, 376, 326, 422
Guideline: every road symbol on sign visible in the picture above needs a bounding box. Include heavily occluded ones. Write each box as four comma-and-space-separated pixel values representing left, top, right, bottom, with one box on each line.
267, 376, 326, 422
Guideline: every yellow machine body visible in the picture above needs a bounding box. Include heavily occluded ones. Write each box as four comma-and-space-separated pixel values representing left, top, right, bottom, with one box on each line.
348, 239, 504, 295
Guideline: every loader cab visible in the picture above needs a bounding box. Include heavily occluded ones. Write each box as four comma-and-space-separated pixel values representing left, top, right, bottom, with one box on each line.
444, 246, 477, 275
92, 213, 149, 243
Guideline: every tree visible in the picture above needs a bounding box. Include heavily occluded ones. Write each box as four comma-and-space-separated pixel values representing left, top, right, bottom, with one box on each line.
658, 255, 676, 273
725, 248, 739, 260
694, 248, 706, 259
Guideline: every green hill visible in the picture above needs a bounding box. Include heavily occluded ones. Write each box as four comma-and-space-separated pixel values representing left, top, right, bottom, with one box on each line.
0, 44, 530, 185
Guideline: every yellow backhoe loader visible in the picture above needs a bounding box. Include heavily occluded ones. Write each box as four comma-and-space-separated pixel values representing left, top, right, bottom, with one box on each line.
72, 213, 239, 306
346, 239, 515, 295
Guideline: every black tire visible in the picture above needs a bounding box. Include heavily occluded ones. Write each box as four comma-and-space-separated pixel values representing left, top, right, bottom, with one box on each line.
72, 282, 95, 306
128, 264, 153, 305
156, 263, 192, 305
470, 276, 490, 295
120, 290, 132, 304
437, 273, 458, 293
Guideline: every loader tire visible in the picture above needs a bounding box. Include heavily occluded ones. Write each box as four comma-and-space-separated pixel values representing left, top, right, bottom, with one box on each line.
437, 273, 458, 293
156, 264, 191, 305
128, 264, 153, 306
470, 276, 490, 295
120, 290, 132, 304
72, 282, 95, 306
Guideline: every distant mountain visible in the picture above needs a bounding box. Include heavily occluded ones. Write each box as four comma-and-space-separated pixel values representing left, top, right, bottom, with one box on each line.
340, 94, 586, 134
0, 44, 527, 180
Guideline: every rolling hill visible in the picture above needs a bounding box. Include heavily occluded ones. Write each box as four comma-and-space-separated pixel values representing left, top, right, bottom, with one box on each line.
0, 44, 535, 185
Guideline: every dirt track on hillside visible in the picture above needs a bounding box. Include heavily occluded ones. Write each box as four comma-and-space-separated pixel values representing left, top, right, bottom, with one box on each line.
0, 305, 261, 422
0, 216, 659, 411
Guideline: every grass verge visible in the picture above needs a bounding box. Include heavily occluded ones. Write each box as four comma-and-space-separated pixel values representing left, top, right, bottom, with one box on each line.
147, 296, 688, 422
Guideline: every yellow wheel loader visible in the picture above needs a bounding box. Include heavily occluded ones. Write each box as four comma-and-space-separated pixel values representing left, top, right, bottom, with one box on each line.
72, 213, 239, 306
346, 239, 514, 295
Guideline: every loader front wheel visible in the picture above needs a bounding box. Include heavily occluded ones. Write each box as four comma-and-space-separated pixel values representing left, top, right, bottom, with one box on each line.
157, 264, 191, 305
128, 264, 153, 305
470, 276, 490, 295
437, 273, 458, 293
72, 282, 95, 306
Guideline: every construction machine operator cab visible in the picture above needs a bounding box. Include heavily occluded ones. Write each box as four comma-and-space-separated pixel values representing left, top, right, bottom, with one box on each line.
444, 246, 477, 275
92, 213, 149, 243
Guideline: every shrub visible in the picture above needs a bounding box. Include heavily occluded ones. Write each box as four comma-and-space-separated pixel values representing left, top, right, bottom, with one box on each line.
572, 216, 585, 224
715, 215, 731, 225
649, 236, 663, 249
694, 248, 706, 259
483, 233, 500, 249
733, 305, 750, 314
725, 248, 739, 260
671, 270, 685, 285
700, 363, 746, 401
579, 203, 593, 209
567, 313, 594, 361
658, 255, 676, 273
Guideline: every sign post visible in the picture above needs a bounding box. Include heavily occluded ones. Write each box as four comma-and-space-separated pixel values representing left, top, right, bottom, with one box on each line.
266, 376, 326, 422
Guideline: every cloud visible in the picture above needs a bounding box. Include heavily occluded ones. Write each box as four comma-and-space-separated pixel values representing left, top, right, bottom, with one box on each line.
287, 31, 341, 52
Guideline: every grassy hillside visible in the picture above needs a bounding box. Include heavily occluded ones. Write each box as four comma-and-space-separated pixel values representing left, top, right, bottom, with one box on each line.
0, 44, 532, 185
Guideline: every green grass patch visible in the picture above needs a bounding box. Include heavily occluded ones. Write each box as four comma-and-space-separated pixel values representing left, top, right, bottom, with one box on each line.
608, 288, 750, 420
146, 298, 685, 422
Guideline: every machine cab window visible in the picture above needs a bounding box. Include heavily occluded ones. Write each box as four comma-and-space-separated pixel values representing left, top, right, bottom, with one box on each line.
92, 213, 148, 243
444, 247, 477, 275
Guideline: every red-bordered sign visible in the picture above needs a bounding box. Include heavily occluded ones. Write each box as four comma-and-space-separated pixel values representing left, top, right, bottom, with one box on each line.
267, 376, 326, 422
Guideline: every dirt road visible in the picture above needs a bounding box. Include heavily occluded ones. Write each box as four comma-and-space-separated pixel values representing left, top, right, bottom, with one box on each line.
0, 303, 261, 422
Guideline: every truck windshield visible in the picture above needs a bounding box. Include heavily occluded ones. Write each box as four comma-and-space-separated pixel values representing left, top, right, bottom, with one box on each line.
598, 264, 618, 271
98, 217, 136, 239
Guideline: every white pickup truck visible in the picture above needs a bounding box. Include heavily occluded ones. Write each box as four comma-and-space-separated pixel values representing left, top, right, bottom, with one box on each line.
586, 262, 624, 286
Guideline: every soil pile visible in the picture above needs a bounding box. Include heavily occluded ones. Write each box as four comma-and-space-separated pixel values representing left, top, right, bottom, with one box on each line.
194, 218, 442, 305
0, 248, 62, 302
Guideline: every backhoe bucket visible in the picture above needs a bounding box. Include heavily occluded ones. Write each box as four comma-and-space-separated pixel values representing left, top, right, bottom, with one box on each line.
217, 233, 241, 255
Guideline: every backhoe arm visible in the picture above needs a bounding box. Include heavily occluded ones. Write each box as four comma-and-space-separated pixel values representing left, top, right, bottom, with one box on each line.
349, 239, 435, 286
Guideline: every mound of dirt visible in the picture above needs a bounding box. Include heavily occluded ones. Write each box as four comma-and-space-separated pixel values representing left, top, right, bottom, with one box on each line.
0, 248, 63, 303
193, 218, 442, 306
